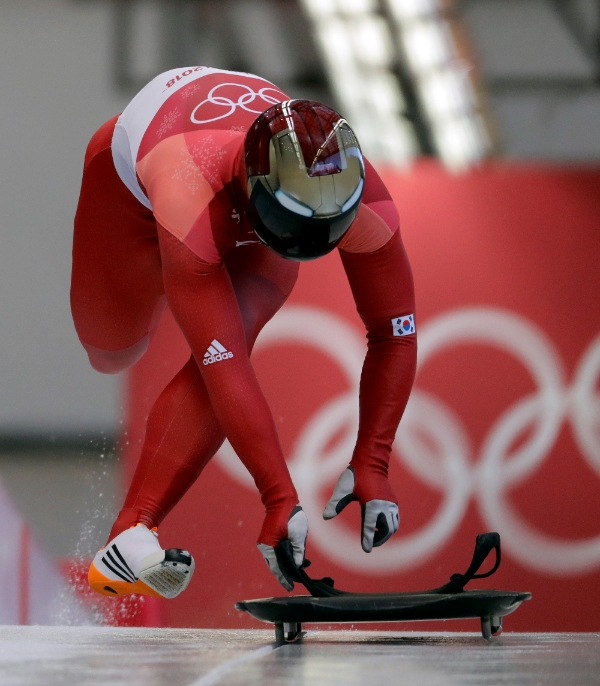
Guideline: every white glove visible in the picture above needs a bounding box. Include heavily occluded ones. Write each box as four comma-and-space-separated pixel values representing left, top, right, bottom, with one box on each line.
257, 506, 308, 591
323, 466, 400, 553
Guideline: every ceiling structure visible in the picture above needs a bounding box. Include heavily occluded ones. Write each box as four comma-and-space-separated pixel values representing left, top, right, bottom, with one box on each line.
108, 0, 600, 166
461, 0, 600, 161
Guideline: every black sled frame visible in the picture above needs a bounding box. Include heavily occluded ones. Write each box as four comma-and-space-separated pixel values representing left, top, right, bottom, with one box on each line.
236, 532, 531, 644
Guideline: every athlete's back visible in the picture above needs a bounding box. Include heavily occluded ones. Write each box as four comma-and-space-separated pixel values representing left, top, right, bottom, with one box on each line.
112, 68, 289, 261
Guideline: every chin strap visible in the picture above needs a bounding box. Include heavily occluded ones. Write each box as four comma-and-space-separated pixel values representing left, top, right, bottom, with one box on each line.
275, 531, 502, 599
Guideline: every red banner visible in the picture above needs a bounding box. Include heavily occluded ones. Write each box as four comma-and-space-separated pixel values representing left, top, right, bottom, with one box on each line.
126, 162, 600, 631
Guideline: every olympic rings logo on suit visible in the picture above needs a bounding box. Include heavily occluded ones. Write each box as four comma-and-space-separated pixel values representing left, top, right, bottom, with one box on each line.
190, 83, 285, 125
216, 306, 600, 576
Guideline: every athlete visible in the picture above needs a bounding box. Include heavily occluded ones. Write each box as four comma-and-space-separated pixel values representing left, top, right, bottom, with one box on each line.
72, 67, 416, 600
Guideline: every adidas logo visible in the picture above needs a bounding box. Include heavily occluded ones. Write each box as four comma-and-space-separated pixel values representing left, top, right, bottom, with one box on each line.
102, 544, 137, 584
203, 339, 234, 366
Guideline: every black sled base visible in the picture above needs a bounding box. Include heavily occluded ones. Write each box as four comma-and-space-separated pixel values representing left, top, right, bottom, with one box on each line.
236, 533, 531, 644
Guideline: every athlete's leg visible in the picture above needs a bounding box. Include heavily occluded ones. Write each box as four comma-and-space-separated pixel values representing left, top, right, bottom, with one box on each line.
71, 116, 166, 374
108, 242, 299, 540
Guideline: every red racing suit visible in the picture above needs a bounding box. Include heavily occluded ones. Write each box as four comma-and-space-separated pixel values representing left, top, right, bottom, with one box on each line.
71, 67, 417, 549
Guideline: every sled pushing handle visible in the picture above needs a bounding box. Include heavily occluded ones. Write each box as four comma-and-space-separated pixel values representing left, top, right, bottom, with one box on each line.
431, 531, 501, 594
276, 532, 502, 598
275, 541, 345, 597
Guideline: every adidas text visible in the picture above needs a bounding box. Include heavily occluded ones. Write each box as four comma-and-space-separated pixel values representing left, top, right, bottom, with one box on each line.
203, 351, 234, 365
203, 340, 234, 365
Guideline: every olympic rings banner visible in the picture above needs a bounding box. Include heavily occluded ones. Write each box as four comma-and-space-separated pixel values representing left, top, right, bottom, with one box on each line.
125, 162, 600, 631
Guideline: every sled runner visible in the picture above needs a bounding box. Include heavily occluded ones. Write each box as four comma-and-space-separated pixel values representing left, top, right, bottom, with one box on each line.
236, 532, 531, 644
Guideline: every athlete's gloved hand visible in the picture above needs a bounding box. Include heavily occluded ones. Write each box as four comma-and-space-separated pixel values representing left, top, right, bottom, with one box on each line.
323, 466, 399, 553
257, 505, 308, 591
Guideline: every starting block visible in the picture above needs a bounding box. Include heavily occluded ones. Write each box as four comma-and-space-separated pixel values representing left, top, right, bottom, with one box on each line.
236, 532, 531, 644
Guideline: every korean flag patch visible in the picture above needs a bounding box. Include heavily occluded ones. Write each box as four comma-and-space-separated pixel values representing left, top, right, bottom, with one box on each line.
392, 314, 415, 337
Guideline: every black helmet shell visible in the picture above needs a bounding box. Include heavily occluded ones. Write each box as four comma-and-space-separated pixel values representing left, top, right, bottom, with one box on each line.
245, 100, 365, 261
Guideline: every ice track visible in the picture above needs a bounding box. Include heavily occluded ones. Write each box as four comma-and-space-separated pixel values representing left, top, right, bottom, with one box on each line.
0, 627, 598, 686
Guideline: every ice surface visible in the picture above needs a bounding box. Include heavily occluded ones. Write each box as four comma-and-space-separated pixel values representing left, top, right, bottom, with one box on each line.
0, 627, 598, 686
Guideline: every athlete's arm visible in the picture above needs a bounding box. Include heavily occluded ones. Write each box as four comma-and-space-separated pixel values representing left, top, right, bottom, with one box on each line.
141, 132, 302, 539
157, 225, 307, 587
324, 160, 417, 552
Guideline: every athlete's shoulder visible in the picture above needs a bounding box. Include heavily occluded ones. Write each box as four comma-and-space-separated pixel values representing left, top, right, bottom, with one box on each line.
337, 158, 400, 254
121, 67, 282, 124
133, 66, 283, 105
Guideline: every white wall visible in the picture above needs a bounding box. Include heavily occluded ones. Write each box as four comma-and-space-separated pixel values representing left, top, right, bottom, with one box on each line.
0, 0, 129, 432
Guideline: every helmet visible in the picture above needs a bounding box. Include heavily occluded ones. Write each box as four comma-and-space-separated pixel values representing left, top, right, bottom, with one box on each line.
244, 100, 365, 261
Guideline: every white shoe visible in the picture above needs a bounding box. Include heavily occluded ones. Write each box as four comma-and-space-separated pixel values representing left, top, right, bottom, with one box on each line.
88, 524, 195, 599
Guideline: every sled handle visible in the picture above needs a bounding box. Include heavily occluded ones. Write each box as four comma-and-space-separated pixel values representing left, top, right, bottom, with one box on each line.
470, 532, 502, 579
276, 531, 502, 598
433, 532, 502, 594
276, 540, 345, 597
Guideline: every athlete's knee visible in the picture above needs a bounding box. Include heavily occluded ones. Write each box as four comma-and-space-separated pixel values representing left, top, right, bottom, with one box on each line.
83, 338, 150, 374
